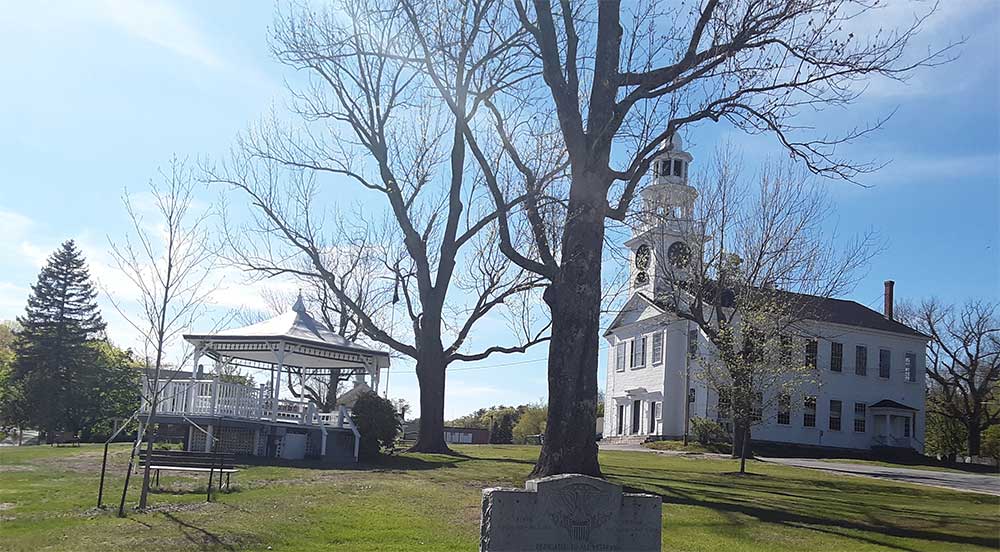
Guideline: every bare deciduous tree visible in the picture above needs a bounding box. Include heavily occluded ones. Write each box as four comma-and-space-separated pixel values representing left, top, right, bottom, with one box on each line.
107, 158, 217, 513
395, 0, 952, 476
206, 0, 550, 453
908, 299, 1000, 456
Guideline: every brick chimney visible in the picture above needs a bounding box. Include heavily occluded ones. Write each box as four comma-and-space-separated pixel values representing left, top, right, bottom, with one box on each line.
884, 280, 895, 320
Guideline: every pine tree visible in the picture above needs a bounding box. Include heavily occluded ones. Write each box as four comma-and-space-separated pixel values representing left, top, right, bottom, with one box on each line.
13, 240, 106, 436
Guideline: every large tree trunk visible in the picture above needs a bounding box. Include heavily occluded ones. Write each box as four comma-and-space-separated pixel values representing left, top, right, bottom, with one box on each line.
967, 421, 982, 457
409, 343, 451, 454
531, 176, 605, 478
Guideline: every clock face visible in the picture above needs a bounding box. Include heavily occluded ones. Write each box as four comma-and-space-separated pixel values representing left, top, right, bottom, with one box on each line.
667, 241, 692, 268
634, 244, 651, 270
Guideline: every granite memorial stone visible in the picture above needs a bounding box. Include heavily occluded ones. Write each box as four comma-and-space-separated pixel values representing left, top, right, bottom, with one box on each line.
480, 473, 661, 551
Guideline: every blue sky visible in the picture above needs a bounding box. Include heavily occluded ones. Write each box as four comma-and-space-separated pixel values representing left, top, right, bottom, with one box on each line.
0, 1, 997, 419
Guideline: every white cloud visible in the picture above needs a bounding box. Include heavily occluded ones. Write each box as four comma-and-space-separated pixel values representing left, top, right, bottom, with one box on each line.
98, 0, 223, 67
0, 1, 223, 68
0, 282, 29, 320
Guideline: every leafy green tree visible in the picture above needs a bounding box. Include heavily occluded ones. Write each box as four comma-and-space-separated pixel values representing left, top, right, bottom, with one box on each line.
513, 404, 547, 444
981, 425, 1000, 464
0, 321, 27, 433
12, 241, 106, 437
351, 392, 402, 460
79, 341, 142, 441
490, 413, 514, 444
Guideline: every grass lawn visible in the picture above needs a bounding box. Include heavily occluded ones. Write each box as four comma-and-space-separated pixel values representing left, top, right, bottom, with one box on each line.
1, 444, 997, 551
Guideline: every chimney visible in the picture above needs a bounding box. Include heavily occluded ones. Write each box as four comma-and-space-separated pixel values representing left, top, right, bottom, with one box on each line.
884, 280, 895, 320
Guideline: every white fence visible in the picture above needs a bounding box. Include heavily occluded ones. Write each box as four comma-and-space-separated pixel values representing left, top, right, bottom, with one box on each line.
141, 378, 353, 428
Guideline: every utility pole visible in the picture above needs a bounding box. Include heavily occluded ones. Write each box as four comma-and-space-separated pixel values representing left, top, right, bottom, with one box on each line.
683, 322, 693, 446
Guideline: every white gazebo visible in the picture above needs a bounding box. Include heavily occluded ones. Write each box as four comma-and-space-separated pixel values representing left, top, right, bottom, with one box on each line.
141, 296, 390, 463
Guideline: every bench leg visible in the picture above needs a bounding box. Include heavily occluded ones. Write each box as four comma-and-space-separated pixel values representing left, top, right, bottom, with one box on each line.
226, 473, 231, 491
156, 469, 160, 487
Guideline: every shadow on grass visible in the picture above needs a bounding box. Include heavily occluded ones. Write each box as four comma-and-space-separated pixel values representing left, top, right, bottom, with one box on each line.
618, 472, 999, 551
162, 512, 236, 551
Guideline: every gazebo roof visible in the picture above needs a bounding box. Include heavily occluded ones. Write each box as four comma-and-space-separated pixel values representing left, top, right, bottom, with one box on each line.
183, 296, 390, 374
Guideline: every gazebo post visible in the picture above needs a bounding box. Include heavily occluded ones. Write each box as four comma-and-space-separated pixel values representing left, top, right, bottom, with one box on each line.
271, 342, 285, 423
189, 345, 203, 415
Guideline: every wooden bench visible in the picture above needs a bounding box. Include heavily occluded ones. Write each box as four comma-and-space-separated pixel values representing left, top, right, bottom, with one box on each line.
49, 431, 80, 446
137, 449, 239, 492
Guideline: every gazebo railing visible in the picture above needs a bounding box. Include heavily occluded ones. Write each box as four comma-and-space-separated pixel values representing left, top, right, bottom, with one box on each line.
141, 378, 353, 431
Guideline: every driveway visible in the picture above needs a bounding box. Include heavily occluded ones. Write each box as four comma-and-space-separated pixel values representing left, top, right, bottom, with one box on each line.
759, 456, 1000, 496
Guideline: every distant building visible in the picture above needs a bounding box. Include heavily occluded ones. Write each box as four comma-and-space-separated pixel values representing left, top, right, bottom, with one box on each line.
401, 423, 490, 444
443, 427, 490, 444
603, 136, 928, 453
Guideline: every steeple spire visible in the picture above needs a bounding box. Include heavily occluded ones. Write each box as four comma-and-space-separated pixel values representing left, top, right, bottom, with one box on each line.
292, 290, 306, 314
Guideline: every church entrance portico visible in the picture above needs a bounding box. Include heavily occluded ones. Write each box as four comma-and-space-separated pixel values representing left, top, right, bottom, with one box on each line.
610, 389, 663, 439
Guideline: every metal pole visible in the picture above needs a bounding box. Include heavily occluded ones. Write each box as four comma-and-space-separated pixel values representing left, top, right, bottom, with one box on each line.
683, 323, 692, 446
97, 442, 109, 508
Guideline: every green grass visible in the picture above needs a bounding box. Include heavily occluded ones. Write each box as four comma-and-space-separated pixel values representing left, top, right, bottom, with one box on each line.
643, 439, 732, 455
0, 444, 996, 551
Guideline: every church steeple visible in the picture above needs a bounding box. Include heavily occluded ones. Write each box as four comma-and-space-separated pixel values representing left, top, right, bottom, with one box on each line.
627, 133, 699, 295
638, 134, 697, 233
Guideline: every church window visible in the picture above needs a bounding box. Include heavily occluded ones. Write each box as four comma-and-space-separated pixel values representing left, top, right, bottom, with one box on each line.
805, 339, 818, 368
752, 392, 763, 423
879, 348, 891, 378
688, 328, 699, 357
672, 159, 682, 177
829, 400, 842, 431
615, 342, 626, 372
830, 342, 843, 372
855, 345, 868, 375
651, 332, 664, 365
854, 402, 866, 433
777, 393, 791, 425
804, 396, 817, 427
632, 336, 647, 368
905, 352, 917, 382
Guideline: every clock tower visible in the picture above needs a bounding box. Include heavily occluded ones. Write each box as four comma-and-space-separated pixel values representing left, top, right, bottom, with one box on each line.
626, 134, 699, 296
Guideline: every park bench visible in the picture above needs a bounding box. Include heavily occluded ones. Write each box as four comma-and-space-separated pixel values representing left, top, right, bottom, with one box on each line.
49, 431, 80, 446
137, 449, 238, 492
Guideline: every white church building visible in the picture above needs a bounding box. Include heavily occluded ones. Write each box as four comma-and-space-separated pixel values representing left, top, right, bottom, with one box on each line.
602, 137, 928, 453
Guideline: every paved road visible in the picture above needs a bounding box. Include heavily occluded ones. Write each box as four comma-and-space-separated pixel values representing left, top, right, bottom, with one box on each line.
759, 456, 1000, 496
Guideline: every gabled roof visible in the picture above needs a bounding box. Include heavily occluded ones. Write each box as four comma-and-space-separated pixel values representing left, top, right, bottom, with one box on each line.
603, 293, 663, 337
869, 399, 918, 411
184, 295, 389, 372
604, 285, 927, 339
336, 382, 373, 407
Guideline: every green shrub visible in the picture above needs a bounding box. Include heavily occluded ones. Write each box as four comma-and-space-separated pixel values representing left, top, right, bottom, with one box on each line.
690, 417, 728, 445
982, 425, 1000, 464
351, 392, 402, 460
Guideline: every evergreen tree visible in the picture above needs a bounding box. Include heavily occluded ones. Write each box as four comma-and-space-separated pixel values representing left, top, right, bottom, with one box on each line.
13, 240, 106, 436
489, 413, 514, 445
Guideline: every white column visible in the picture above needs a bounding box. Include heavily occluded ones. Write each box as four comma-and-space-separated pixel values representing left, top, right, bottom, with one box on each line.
271, 343, 285, 423
205, 425, 213, 453
188, 346, 203, 414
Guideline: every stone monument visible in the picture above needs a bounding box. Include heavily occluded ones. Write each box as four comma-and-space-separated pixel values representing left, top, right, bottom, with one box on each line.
480, 473, 662, 551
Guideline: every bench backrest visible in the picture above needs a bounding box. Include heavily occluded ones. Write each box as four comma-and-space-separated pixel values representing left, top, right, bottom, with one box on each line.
138, 449, 237, 470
